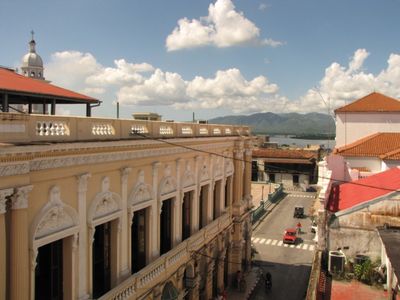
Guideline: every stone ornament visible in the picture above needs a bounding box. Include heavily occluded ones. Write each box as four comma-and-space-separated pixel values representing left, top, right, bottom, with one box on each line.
129, 170, 153, 206
88, 176, 122, 224
159, 165, 177, 196
31, 185, 79, 240
0, 188, 13, 214
225, 157, 234, 175
182, 161, 195, 188
200, 162, 209, 182
11, 185, 33, 210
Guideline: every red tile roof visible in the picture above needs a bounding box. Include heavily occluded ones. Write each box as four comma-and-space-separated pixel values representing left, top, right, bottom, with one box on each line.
334, 132, 400, 158
0, 67, 98, 103
326, 167, 400, 213
334, 92, 400, 113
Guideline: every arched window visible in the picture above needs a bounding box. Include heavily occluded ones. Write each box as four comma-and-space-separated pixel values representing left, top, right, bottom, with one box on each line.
161, 282, 178, 300
31, 71, 35, 77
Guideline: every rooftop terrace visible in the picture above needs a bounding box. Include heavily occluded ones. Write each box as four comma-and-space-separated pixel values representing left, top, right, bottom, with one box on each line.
0, 112, 250, 145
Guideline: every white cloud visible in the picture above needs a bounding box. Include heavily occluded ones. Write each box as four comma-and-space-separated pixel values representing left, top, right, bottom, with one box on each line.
117, 69, 188, 105
86, 59, 154, 86
45, 48, 400, 117
259, 3, 268, 11
166, 0, 282, 51
295, 49, 400, 113
46, 51, 101, 90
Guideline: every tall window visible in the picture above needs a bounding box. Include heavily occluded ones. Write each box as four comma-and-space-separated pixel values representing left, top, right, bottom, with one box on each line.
213, 180, 221, 220
182, 191, 192, 240
35, 239, 63, 300
132, 208, 147, 273
199, 185, 208, 229
160, 198, 173, 255
92, 222, 111, 298
224, 176, 231, 208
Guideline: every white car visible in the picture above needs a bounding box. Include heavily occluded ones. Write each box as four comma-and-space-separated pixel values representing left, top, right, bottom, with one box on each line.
310, 221, 317, 233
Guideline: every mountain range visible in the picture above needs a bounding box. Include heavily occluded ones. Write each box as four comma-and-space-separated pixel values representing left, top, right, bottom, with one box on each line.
209, 112, 335, 135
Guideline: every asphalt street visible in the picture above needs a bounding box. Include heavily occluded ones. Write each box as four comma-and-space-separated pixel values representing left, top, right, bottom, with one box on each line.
251, 191, 317, 300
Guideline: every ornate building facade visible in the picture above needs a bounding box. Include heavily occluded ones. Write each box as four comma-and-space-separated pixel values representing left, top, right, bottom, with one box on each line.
0, 111, 253, 300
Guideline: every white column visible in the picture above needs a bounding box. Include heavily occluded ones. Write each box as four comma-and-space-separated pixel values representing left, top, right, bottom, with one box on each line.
151, 162, 161, 259
120, 167, 131, 278
76, 173, 90, 300
10, 185, 33, 300
194, 156, 201, 231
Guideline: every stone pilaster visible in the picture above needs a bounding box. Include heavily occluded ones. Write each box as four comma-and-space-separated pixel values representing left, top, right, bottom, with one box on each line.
243, 148, 252, 208
76, 173, 90, 300
10, 185, 33, 300
120, 167, 131, 278
152, 162, 161, 259
204, 260, 215, 300
194, 156, 202, 231
191, 274, 201, 300
232, 147, 244, 217
0, 188, 12, 300
217, 250, 226, 292
175, 159, 184, 244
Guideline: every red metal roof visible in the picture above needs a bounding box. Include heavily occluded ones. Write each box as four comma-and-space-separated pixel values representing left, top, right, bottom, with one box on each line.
0, 67, 98, 103
334, 92, 400, 113
334, 132, 400, 158
326, 167, 400, 213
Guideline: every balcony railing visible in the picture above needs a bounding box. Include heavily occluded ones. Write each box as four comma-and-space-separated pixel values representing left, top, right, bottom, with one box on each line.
98, 213, 232, 300
0, 113, 250, 144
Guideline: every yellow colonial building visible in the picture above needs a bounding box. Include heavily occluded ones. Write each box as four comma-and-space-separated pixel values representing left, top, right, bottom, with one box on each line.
0, 68, 253, 300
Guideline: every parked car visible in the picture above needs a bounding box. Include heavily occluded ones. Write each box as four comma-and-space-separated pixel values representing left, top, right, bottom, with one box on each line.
293, 205, 304, 218
283, 228, 297, 244
310, 220, 317, 233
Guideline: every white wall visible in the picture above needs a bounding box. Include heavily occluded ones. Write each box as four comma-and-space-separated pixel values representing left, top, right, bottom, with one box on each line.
329, 227, 381, 259
345, 157, 382, 173
336, 112, 400, 147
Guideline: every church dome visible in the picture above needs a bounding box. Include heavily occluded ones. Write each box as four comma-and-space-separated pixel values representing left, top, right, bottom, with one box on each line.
22, 50, 43, 68
21, 33, 45, 80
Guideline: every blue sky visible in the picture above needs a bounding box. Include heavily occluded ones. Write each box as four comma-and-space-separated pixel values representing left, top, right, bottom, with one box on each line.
1, 0, 400, 120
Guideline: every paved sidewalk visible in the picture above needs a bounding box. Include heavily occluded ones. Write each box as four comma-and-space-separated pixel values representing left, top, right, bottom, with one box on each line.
226, 267, 261, 300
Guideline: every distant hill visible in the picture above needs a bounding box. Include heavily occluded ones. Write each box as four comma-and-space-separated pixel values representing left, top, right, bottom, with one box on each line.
209, 112, 335, 135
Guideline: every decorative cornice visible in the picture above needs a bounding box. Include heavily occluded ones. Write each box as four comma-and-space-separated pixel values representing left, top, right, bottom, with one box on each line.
11, 185, 33, 210
0, 141, 234, 176
0, 162, 30, 177
0, 188, 13, 214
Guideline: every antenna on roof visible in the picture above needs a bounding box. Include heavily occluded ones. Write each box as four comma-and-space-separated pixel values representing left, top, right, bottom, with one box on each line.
31, 30, 35, 41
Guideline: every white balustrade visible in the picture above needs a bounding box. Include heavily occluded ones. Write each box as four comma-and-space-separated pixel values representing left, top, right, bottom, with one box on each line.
213, 128, 221, 135
36, 121, 69, 136
130, 124, 149, 135
160, 125, 174, 135
199, 127, 208, 135
92, 123, 115, 136
225, 128, 232, 135
181, 126, 193, 135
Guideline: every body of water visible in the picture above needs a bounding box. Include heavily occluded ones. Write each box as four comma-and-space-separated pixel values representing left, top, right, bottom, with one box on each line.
269, 135, 336, 149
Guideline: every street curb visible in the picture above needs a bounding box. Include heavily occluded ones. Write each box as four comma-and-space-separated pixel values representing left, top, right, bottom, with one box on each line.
252, 193, 287, 232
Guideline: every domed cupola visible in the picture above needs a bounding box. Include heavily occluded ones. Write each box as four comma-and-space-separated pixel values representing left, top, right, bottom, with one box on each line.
21, 31, 45, 80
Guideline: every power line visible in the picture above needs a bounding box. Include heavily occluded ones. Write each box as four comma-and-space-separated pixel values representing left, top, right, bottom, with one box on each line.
131, 132, 400, 193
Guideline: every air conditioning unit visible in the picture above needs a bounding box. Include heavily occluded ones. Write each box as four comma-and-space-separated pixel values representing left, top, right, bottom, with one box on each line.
328, 251, 345, 274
